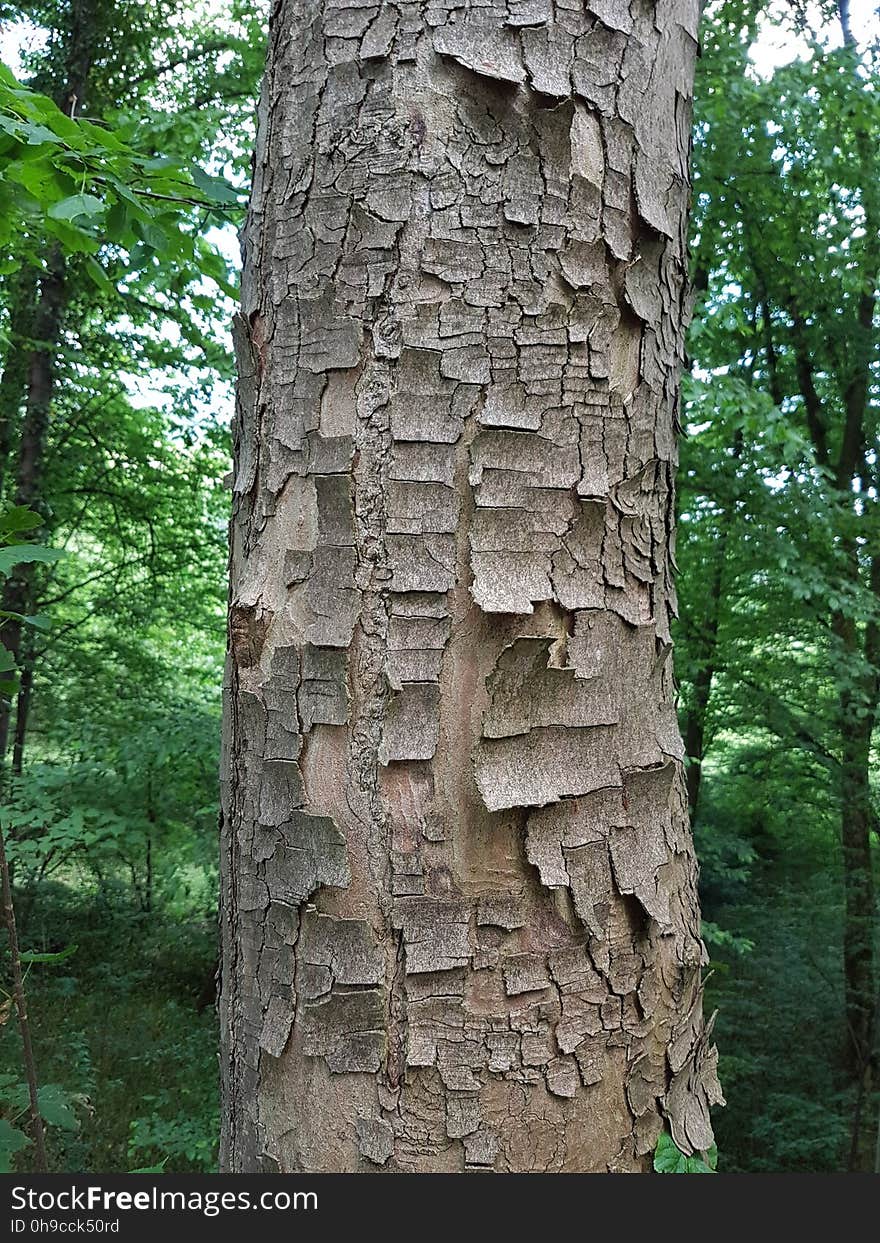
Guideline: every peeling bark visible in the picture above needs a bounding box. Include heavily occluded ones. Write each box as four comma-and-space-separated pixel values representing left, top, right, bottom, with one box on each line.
220, 0, 720, 1172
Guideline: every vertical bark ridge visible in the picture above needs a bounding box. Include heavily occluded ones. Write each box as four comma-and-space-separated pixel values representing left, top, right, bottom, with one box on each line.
221, 0, 721, 1172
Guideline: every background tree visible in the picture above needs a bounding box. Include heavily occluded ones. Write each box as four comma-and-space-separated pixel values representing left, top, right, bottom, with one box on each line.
678, 0, 879, 1171
0, 0, 263, 1172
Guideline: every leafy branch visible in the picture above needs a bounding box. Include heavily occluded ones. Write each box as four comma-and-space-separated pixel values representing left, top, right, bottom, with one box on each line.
0, 61, 242, 271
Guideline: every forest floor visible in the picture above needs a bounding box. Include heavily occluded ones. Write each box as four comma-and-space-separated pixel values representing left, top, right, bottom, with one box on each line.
1, 882, 218, 1173
1, 848, 871, 1173
706, 859, 864, 1171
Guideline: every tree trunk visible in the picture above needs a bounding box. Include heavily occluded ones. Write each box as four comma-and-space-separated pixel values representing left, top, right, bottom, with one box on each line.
220, 0, 721, 1173
682, 590, 720, 821
836, 1, 879, 1169
0, 248, 66, 765
681, 425, 742, 822
835, 581, 879, 1171
11, 650, 34, 776
0, 268, 38, 502
840, 694, 877, 1174
0, 0, 97, 767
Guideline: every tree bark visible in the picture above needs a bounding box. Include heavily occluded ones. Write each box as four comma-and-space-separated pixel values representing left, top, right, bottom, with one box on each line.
681, 428, 741, 822
0, 816, 47, 1170
221, 0, 720, 1172
836, 550, 879, 1170
835, 4, 878, 1168
0, 248, 66, 766
11, 651, 34, 777
0, 269, 38, 502
0, 0, 96, 767
682, 566, 721, 821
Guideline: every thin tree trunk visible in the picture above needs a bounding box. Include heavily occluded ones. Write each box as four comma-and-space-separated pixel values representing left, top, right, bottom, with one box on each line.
145, 778, 155, 916
838, 547, 880, 1171
0, 818, 47, 1170
836, 0, 879, 1170
0, 0, 96, 767
0, 248, 66, 766
221, 0, 720, 1172
681, 429, 742, 821
11, 652, 34, 777
682, 576, 722, 821
838, 675, 876, 1070
0, 269, 38, 502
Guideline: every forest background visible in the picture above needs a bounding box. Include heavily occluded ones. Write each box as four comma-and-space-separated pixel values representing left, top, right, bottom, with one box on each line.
0, 0, 877, 1174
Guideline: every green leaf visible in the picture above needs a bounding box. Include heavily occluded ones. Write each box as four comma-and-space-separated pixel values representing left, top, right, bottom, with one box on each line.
133, 216, 172, 253
45, 215, 101, 254
85, 256, 113, 293
23, 613, 51, 632
48, 193, 105, 223
653, 1132, 717, 1173
683, 1155, 715, 1173
0, 507, 42, 535
190, 166, 240, 206
0, 1118, 30, 1173
0, 642, 17, 694
0, 609, 51, 630
0, 544, 64, 575
130, 1159, 168, 1174
654, 1133, 689, 1172
37, 1084, 79, 1131
3, 155, 69, 205
20, 121, 61, 145
19, 943, 78, 965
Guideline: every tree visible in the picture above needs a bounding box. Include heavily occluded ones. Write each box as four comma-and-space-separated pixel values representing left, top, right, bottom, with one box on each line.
0, 0, 256, 771
220, 0, 721, 1172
